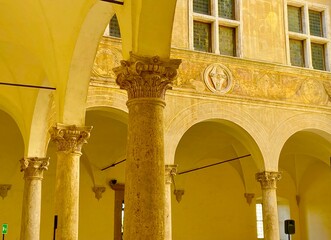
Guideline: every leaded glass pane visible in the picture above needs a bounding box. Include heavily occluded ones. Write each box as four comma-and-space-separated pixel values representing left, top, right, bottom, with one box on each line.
109, 14, 121, 38
311, 43, 325, 70
194, 21, 211, 52
193, 0, 210, 15
289, 39, 304, 67
309, 10, 323, 37
218, 0, 235, 20
219, 26, 235, 56
288, 6, 302, 33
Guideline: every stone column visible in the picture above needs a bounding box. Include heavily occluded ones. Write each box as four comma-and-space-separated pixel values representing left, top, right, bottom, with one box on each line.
165, 165, 177, 240
20, 157, 49, 240
114, 53, 181, 240
50, 123, 92, 240
256, 171, 282, 240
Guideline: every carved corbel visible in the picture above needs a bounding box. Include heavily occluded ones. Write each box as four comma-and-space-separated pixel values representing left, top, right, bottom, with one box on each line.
0, 184, 11, 199
174, 189, 185, 203
244, 193, 255, 205
92, 186, 106, 200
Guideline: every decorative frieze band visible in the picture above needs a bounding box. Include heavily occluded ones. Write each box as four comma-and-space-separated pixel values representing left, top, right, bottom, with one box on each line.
92, 40, 331, 106
255, 171, 282, 189
50, 123, 92, 153
113, 52, 181, 100
20, 157, 50, 180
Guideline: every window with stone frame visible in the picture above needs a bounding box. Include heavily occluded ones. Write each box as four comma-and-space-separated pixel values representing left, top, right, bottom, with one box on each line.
191, 0, 241, 57
286, 2, 330, 71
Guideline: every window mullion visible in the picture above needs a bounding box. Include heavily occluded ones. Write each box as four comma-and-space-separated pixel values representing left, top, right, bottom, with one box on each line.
303, 4, 313, 68
212, 0, 219, 54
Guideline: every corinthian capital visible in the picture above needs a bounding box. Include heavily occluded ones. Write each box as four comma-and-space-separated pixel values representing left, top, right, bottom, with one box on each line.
165, 165, 177, 184
50, 123, 92, 153
113, 52, 181, 100
256, 171, 282, 189
20, 157, 50, 180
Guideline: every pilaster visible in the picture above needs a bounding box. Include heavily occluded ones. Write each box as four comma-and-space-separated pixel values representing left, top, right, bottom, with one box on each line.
165, 165, 177, 240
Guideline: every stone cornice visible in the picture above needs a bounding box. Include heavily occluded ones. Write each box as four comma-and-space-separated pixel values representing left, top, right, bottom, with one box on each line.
256, 171, 282, 189
50, 123, 92, 153
20, 157, 50, 180
113, 52, 181, 100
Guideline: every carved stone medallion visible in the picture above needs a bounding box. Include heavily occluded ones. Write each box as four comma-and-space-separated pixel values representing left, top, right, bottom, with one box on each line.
203, 63, 233, 94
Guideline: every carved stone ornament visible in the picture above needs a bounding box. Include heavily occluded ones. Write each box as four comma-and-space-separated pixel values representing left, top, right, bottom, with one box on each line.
92, 186, 106, 200
174, 189, 184, 203
50, 123, 92, 153
165, 164, 177, 184
113, 52, 182, 100
20, 157, 50, 180
256, 171, 282, 189
244, 193, 255, 205
203, 63, 233, 94
0, 184, 11, 199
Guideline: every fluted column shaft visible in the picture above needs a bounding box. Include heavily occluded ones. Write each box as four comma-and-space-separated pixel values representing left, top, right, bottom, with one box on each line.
256, 171, 282, 240
114, 53, 181, 240
20, 157, 49, 240
50, 124, 92, 240
165, 165, 177, 240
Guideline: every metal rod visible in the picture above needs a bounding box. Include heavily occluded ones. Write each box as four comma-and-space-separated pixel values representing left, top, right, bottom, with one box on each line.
0, 82, 56, 90
178, 154, 251, 175
101, 159, 126, 171
101, 0, 124, 5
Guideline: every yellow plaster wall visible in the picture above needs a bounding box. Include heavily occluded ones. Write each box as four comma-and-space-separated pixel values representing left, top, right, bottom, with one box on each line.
299, 162, 331, 240
277, 170, 301, 240
242, 0, 286, 63
172, 164, 257, 240
0, 110, 24, 240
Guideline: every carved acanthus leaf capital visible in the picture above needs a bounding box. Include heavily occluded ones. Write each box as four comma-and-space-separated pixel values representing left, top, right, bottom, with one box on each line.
165, 164, 177, 184
113, 52, 182, 99
256, 171, 282, 189
20, 157, 50, 179
50, 123, 92, 153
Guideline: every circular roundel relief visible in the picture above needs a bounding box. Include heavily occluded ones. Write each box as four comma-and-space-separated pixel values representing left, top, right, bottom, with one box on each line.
203, 63, 233, 94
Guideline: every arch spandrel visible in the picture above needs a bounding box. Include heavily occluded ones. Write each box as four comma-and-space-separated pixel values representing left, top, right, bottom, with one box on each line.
131, 0, 178, 58
165, 101, 267, 171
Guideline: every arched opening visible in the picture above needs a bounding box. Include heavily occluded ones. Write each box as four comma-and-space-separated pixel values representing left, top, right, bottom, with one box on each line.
0, 109, 24, 240
172, 119, 262, 240
279, 129, 331, 240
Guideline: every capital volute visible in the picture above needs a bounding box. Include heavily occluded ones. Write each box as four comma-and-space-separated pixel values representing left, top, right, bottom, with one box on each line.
50, 123, 92, 153
165, 164, 177, 184
113, 52, 181, 100
20, 157, 50, 180
256, 171, 282, 189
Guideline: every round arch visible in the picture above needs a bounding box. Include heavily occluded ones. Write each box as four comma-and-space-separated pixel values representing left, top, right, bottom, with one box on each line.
270, 112, 331, 168
62, 2, 116, 125
165, 101, 267, 170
